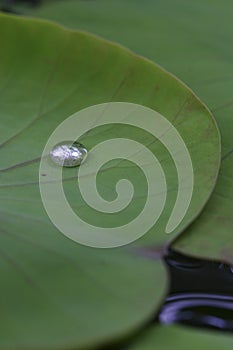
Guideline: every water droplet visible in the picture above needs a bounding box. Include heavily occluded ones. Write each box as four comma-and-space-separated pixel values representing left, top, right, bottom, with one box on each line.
50, 141, 88, 167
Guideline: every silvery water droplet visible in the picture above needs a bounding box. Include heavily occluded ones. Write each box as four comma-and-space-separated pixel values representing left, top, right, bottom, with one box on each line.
50, 141, 88, 167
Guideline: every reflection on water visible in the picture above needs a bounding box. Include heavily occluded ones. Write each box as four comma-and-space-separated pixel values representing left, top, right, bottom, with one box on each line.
159, 250, 233, 331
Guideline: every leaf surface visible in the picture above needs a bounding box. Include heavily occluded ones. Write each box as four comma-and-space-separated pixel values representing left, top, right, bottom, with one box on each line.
0, 12, 220, 349
21, 0, 233, 262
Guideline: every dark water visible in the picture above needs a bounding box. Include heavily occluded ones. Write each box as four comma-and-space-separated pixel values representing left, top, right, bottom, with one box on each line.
1, 0, 40, 13
106, 251, 233, 349
159, 250, 233, 332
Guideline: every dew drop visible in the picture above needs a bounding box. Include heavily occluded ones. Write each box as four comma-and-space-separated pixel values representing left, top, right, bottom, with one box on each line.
50, 141, 88, 167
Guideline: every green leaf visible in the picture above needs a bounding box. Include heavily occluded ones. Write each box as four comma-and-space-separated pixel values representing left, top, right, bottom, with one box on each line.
0, 12, 219, 349
127, 325, 233, 350
22, 0, 233, 262
0, 219, 167, 350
